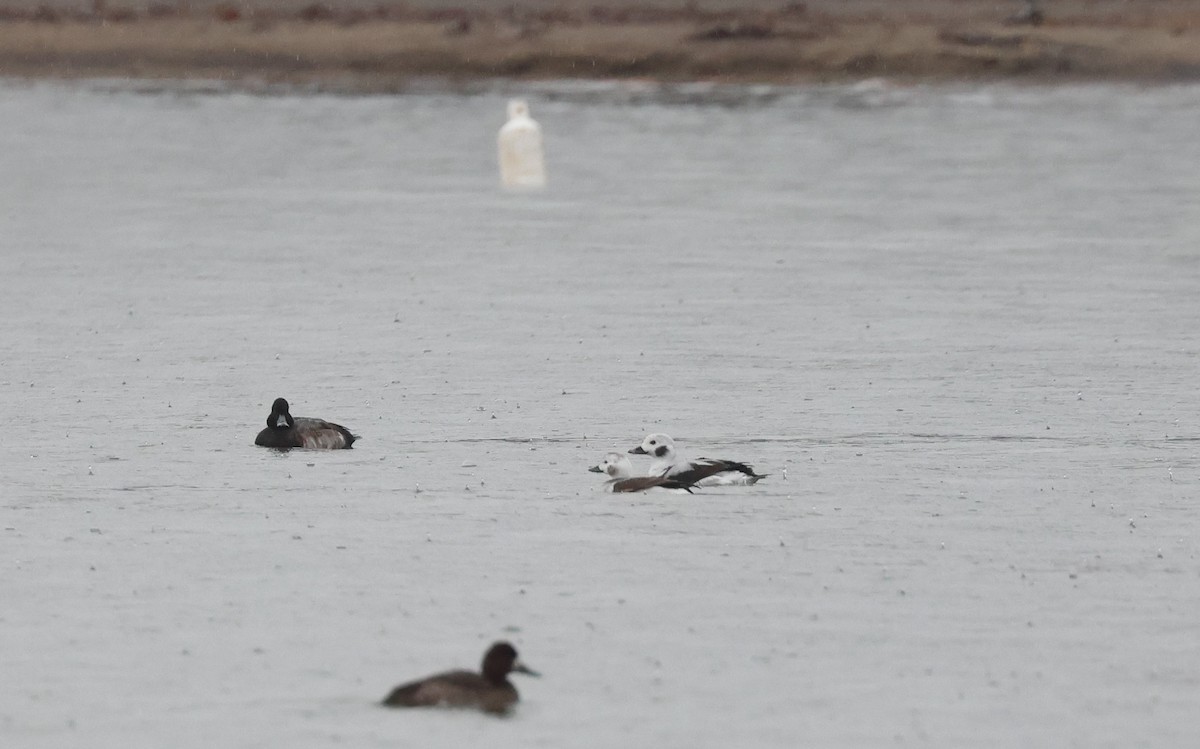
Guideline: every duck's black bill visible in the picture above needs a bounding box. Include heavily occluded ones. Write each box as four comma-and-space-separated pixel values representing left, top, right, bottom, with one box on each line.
588, 465, 604, 473
629, 446, 648, 454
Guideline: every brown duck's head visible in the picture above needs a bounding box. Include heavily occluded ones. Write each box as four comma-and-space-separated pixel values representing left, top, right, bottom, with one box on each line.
481, 641, 539, 683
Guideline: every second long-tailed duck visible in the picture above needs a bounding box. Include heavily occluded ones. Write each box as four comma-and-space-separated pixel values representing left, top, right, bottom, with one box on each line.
589, 452, 695, 493
629, 433, 767, 486
254, 397, 357, 449
381, 641, 538, 715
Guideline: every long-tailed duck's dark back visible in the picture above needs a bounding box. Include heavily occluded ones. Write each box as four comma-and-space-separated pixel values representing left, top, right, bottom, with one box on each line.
630, 433, 766, 486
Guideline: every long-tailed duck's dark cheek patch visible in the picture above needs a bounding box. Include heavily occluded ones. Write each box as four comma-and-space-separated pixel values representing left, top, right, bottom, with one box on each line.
654, 445, 668, 458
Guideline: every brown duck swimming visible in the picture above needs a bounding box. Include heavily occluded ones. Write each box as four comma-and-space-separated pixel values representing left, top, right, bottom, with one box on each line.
381, 642, 538, 715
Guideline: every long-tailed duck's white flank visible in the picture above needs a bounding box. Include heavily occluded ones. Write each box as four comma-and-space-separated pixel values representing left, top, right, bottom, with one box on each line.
589, 452, 695, 493
629, 433, 767, 486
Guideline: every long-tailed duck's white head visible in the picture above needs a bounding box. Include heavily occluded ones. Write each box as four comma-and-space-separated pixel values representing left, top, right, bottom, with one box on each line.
589, 452, 635, 479
629, 433, 676, 461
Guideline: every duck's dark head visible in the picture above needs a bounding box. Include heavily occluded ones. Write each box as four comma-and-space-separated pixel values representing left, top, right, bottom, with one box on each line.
482, 641, 539, 683
267, 398, 294, 429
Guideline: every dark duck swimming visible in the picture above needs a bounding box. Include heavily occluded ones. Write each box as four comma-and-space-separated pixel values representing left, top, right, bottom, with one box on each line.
381, 641, 538, 715
254, 397, 357, 450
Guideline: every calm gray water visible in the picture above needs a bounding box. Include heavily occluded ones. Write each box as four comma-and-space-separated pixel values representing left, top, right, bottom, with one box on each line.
2, 79, 1199, 747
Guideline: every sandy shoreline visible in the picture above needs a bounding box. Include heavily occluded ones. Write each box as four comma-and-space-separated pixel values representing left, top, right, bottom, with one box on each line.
2, 1, 1200, 89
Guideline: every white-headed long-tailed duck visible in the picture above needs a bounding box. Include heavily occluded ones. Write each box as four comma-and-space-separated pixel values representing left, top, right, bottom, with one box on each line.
629, 433, 766, 486
589, 452, 695, 493
254, 397, 357, 449
381, 641, 538, 715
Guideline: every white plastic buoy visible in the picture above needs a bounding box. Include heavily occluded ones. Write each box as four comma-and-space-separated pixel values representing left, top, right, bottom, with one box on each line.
498, 99, 546, 189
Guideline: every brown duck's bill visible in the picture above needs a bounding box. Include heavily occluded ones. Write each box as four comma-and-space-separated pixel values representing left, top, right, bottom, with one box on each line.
628, 445, 648, 454
512, 660, 540, 677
